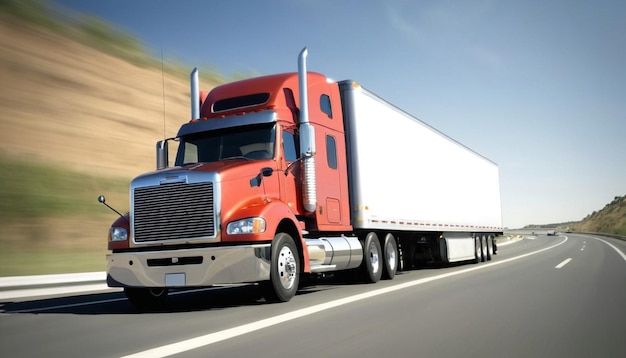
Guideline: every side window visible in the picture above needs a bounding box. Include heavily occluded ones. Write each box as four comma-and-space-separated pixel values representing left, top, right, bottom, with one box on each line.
326, 135, 337, 169
320, 94, 332, 119
283, 131, 298, 162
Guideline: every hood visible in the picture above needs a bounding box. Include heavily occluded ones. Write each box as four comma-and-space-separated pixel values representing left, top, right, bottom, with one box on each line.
133, 159, 273, 185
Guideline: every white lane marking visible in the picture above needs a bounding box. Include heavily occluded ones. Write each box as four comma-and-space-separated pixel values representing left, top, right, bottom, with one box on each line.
122, 236, 569, 358
555, 258, 572, 269
582, 235, 626, 263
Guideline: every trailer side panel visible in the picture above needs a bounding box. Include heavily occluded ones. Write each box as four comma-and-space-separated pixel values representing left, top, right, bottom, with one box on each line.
340, 81, 502, 233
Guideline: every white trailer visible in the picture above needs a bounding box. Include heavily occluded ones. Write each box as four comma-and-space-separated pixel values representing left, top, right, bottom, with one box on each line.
340, 81, 503, 263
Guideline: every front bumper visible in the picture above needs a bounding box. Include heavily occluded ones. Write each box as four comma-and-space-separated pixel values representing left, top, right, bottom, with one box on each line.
106, 244, 271, 288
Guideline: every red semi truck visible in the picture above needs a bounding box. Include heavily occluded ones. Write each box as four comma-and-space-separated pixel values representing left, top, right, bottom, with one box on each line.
101, 48, 503, 308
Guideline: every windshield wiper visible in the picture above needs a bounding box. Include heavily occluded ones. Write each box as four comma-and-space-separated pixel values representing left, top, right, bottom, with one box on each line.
221, 156, 252, 161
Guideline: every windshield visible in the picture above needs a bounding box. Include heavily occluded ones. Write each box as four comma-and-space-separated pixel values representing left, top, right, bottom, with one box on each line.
175, 124, 276, 166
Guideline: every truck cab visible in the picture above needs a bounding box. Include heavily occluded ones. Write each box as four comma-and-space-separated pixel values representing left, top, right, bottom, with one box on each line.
105, 69, 356, 306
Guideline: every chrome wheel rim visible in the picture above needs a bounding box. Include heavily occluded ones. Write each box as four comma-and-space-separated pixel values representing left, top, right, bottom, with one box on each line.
278, 245, 297, 290
370, 242, 380, 273
386, 241, 396, 271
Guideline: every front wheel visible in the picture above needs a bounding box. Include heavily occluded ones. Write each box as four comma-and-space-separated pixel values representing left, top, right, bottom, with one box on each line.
260, 233, 300, 303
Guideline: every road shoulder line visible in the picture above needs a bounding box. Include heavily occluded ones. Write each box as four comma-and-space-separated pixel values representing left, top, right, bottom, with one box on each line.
583, 235, 626, 263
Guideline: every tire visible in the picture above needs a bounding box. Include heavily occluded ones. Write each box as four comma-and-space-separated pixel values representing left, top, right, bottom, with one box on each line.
260, 233, 300, 303
492, 235, 498, 255
124, 287, 169, 310
381, 233, 398, 280
486, 235, 494, 261
473, 235, 482, 264
481, 235, 488, 262
360, 232, 383, 283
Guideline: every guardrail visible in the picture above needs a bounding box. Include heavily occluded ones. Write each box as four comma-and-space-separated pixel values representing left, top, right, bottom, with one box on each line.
0, 272, 110, 300
0, 271, 105, 289
505, 230, 625, 242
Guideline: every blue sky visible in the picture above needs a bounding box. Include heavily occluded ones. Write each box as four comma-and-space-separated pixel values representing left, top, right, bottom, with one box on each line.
53, 0, 626, 229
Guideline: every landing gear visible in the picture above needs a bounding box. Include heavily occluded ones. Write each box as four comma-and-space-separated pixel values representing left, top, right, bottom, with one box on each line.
474, 235, 483, 264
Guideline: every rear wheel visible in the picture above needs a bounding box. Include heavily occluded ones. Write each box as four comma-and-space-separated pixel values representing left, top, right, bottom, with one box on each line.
381, 233, 398, 280
260, 233, 300, 303
492, 235, 498, 255
481, 235, 488, 262
361, 232, 382, 283
124, 287, 169, 310
486, 235, 494, 260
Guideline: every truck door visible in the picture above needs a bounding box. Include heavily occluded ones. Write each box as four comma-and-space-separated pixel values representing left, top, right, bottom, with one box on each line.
322, 132, 342, 224
307, 87, 351, 231
279, 128, 300, 212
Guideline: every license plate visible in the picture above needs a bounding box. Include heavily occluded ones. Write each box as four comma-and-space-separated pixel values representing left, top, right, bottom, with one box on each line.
165, 273, 186, 286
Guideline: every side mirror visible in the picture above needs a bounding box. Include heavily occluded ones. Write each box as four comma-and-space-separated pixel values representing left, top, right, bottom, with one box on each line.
156, 140, 169, 170
97, 194, 128, 223
261, 167, 274, 177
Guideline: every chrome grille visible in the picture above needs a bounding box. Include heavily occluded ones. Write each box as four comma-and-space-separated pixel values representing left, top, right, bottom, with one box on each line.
133, 182, 215, 243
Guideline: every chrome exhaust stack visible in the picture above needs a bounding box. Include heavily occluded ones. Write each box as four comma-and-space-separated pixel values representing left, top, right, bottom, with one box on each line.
190, 67, 200, 120
298, 48, 317, 213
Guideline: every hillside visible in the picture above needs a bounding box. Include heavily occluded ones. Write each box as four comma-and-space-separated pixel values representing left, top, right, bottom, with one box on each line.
572, 195, 626, 236
0, 4, 220, 274
0, 17, 191, 177
523, 195, 626, 236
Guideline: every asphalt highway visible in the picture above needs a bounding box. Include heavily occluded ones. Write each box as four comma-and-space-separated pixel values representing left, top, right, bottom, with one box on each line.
1, 233, 625, 358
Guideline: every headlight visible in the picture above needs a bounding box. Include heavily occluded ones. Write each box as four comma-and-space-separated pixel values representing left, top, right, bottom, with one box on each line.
226, 217, 266, 235
109, 227, 128, 242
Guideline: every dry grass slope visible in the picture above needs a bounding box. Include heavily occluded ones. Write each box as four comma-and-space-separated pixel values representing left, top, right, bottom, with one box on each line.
0, 18, 190, 176
0, 11, 217, 275
572, 195, 626, 236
